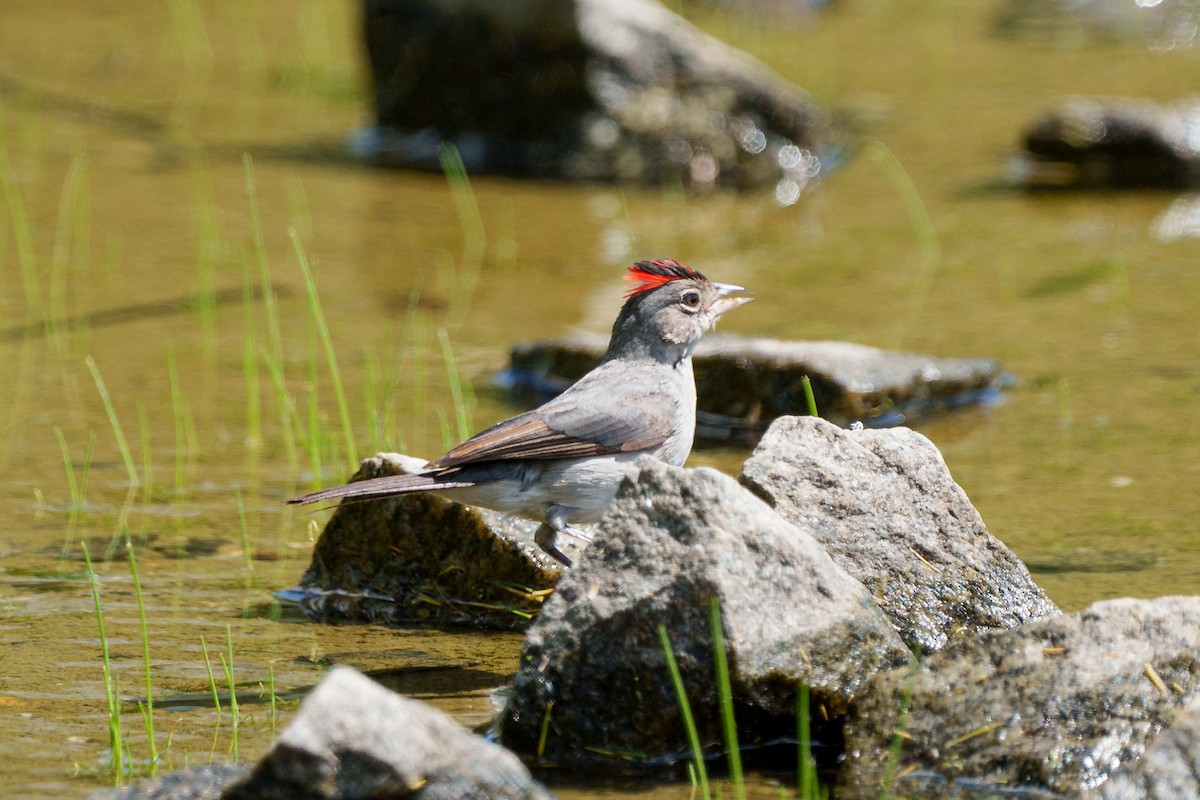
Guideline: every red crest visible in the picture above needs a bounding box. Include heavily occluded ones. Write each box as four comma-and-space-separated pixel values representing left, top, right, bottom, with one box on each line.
623, 259, 705, 298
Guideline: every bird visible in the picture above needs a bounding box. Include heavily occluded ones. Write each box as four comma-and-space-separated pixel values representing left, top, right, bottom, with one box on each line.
287, 259, 751, 566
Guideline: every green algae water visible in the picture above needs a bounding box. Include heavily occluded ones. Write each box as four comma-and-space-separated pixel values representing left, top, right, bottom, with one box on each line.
0, 1, 1198, 797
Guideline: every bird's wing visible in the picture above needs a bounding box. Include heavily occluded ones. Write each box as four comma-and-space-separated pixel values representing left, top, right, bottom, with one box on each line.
432, 378, 674, 467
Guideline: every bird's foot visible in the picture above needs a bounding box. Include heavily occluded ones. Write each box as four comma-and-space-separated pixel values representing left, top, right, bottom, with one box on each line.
535, 522, 573, 568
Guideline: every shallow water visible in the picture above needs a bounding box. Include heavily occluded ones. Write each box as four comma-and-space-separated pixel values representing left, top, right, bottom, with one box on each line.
1, 1, 1198, 797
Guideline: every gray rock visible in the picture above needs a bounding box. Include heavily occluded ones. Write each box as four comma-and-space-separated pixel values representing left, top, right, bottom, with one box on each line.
505, 333, 1006, 436
500, 458, 911, 763
739, 416, 1059, 654
291, 455, 566, 630
224, 666, 553, 800
86, 764, 250, 800
1097, 693, 1200, 799
1021, 96, 1200, 189
994, 0, 1200, 50
838, 597, 1200, 800
357, 0, 832, 195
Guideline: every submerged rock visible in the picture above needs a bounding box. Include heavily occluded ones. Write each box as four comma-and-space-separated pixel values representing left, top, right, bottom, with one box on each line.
1020, 96, 1200, 189
222, 666, 552, 800
838, 596, 1200, 799
504, 333, 1006, 438
740, 416, 1059, 654
87, 764, 250, 800
356, 0, 832, 195
499, 458, 911, 764
289, 455, 566, 630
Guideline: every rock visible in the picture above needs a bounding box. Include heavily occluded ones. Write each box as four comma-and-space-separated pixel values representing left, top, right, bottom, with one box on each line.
356, 0, 832, 196
86, 764, 250, 800
837, 597, 1200, 800
1020, 96, 1200, 189
994, 0, 1200, 50
504, 333, 1007, 437
1097, 694, 1200, 800
220, 666, 552, 800
499, 458, 911, 763
290, 455, 566, 630
739, 416, 1059, 654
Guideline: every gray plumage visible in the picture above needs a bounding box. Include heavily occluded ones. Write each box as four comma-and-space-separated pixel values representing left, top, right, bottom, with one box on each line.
287, 260, 750, 565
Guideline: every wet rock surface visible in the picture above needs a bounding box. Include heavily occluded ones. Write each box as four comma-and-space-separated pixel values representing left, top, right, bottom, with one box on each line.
291, 455, 566, 630
740, 416, 1059, 654
1021, 96, 1200, 189
838, 596, 1200, 800
357, 0, 832, 194
222, 666, 552, 800
499, 458, 911, 763
87, 764, 250, 800
1097, 694, 1200, 800
505, 333, 1006, 437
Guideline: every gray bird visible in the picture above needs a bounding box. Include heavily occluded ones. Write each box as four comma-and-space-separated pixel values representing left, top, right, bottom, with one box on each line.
287, 260, 750, 565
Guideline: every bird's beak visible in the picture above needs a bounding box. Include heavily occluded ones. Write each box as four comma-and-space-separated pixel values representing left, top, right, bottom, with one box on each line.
710, 282, 752, 318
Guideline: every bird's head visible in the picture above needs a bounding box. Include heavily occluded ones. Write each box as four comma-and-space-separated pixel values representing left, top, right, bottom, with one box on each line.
606, 259, 751, 364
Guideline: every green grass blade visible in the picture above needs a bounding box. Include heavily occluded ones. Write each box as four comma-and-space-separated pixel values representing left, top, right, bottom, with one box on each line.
243, 154, 283, 366
868, 142, 941, 349
221, 625, 239, 761
124, 530, 158, 771
658, 624, 710, 800
86, 356, 140, 489
54, 426, 80, 508
0, 96, 43, 320
709, 597, 745, 800
436, 327, 473, 442
291, 227, 357, 469
801, 375, 819, 418
798, 684, 816, 799
82, 541, 124, 783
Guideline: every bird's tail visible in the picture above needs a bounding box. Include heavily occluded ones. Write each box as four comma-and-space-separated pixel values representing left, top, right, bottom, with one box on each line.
286, 470, 476, 506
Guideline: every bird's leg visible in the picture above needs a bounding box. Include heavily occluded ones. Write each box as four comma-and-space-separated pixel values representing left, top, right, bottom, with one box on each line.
535, 504, 595, 567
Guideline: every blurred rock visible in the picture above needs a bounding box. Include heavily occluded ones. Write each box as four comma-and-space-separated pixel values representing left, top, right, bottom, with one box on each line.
87, 765, 249, 800
356, 0, 833, 195
223, 666, 553, 800
500, 458, 911, 763
838, 597, 1200, 799
1020, 96, 1200, 189
290, 454, 566, 630
994, 0, 1200, 49
504, 333, 1006, 438
740, 416, 1059, 654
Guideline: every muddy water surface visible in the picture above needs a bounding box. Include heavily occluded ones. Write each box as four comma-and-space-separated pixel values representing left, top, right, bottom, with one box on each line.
1, 2, 1199, 798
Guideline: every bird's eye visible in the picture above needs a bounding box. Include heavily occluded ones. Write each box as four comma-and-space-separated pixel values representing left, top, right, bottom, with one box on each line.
681, 290, 701, 309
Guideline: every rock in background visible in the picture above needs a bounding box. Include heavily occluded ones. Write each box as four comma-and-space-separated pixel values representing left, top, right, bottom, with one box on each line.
1020, 96, 1200, 189
290, 455, 566, 630
499, 458, 911, 763
505, 333, 1006, 437
356, 0, 833, 196
838, 597, 1200, 800
740, 416, 1059, 654
994, 0, 1200, 50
